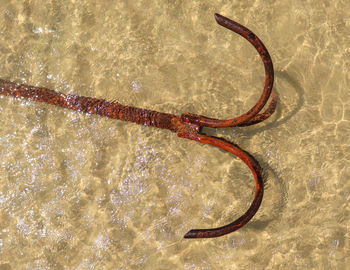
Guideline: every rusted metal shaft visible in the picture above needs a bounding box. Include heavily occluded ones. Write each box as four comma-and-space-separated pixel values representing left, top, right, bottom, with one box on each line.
0, 79, 180, 132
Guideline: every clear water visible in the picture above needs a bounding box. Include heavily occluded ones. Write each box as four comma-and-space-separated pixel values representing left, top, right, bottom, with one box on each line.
0, 1, 349, 269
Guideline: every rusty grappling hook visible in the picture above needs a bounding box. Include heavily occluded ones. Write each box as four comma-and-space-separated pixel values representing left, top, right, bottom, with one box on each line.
0, 14, 277, 238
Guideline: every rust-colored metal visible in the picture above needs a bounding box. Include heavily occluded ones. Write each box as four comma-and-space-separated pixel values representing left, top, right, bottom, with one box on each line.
0, 14, 276, 239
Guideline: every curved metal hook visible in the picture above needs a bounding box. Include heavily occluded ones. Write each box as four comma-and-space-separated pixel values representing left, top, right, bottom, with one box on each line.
182, 134, 263, 238
181, 13, 275, 128
179, 14, 275, 238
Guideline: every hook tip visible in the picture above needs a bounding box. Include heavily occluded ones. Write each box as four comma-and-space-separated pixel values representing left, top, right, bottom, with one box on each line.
183, 230, 197, 239
214, 13, 227, 26
214, 13, 221, 21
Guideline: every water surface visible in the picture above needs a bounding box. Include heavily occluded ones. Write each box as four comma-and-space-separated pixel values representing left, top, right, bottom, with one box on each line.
0, 1, 349, 269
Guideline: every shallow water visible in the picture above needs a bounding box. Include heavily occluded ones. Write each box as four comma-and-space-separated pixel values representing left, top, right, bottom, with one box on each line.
0, 1, 349, 269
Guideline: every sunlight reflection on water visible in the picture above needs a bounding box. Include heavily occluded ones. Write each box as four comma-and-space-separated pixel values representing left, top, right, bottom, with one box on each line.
0, 0, 349, 269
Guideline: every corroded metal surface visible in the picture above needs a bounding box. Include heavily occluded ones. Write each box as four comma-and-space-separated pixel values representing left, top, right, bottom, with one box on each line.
0, 13, 276, 239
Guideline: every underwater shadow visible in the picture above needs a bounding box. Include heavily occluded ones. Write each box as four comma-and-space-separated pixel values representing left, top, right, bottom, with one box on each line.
239, 69, 305, 137
243, 153, 288, 231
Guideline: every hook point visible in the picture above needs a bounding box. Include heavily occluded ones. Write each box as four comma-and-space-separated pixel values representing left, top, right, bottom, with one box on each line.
214, 13, 227, 27
183, 230, 197, 239
214, 13, 221, 22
